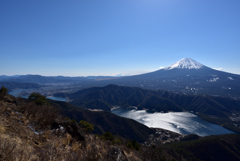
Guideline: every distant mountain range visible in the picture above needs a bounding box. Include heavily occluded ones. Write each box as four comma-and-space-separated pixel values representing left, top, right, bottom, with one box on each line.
0, 82, 42, 91
0, 75, 117, 84
0, 75, 92, 84
2, 58, 240, 98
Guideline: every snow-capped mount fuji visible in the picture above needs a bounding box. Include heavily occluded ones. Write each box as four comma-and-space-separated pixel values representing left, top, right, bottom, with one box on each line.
94, 58, 240, 99
164, 58, 204, 70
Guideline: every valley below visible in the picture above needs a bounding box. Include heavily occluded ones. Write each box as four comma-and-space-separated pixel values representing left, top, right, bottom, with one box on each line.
8, 86, 239, 137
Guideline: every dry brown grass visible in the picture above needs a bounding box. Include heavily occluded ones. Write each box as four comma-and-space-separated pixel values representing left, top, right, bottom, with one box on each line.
0, 119, 37, 161
62, 133, 72, 146
0, 124, 5, 134
0, 97, 142, 161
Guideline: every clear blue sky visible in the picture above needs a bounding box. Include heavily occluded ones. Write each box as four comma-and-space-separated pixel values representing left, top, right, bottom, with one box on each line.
1, 0, 240, 76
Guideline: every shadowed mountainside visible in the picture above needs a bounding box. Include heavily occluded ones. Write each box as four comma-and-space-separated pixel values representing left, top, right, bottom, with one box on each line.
56, 84, 240, 117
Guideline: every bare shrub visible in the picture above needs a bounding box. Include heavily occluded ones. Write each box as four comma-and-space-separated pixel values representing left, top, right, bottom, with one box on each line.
0, 86, 8, 100
17, 101, 59, 129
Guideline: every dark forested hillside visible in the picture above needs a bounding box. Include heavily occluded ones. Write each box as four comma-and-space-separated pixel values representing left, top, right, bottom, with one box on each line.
56, 84, 240, 117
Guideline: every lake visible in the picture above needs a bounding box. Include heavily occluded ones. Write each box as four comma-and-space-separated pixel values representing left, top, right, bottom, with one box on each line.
112, 108, 234, 136
9, 89, 67, 102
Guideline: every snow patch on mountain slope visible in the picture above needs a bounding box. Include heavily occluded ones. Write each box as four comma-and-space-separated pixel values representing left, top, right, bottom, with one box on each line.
164, 58, 204, 70
207, 77, 219, 82
228, 77, 234, 80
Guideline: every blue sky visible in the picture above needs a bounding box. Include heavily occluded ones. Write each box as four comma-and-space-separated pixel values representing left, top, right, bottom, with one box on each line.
1, 0, 240, 76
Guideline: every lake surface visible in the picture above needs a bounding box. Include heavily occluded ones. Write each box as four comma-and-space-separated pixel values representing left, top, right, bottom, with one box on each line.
46, 96, 67, 101
9, 89, 67, 102
112, 108, 234, 136
9, 89, 31, 98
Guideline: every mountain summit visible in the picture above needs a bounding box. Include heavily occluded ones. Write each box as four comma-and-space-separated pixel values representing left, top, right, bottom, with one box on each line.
94, 57, 240, 98
165, 58, 204, 70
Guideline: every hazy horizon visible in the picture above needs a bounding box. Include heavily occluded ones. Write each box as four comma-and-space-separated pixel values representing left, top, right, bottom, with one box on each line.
2, 57, 240, 77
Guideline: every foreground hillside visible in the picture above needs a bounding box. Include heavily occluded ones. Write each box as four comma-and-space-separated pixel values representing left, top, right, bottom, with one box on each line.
0, 94, 143, 161
1, 92, 240, 161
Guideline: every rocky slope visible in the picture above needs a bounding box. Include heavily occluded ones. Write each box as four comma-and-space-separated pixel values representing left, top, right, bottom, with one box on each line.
0, 95, 142, 161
